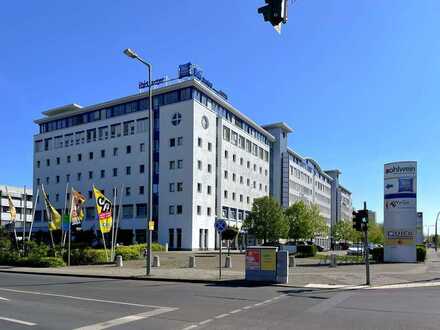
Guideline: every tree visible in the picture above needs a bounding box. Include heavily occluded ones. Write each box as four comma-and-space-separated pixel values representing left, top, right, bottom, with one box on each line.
333, 220, 361, 243
368, 223, 384, 244
242, 197, 288, 243
285, 201, 327, 241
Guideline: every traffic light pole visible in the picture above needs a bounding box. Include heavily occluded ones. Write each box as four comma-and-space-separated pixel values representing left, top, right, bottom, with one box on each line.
363, 201, 370, 286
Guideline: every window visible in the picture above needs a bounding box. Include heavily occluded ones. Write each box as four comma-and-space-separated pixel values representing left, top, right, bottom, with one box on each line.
240, 194, 243, 202
67, 155, 71, 163
100, 170, 105, 178
240, 176, 243, 184
247, 179, 250, 186
207, 185, 212, 195
113, 147, 118, 156
126, 145, 131, 154
55, 193, 60, 202
88, 191, 93, 199
110, 123, 121, 138
136, 204, 147, 217
139, 186, 144, 195
197, 205, 201, 215
232, 192, 236, 201
232, 173, 236, 182
247, 161, 250, 168
101, 149, 105, 158
169, 183, 175, 192
56, 157, 60, 165
169, 205, 175, 215
247, 196, 250, 204
259, 167, 262, 174
197, 183, 202, 193
259, 183, 262, 191
177, 160, 183, 169
177, 182, 183, 191
46, 159, 50, 166
176, 205, 183, 214
140, 164, 145, 173
177, 137, 183, 145
224, 190, 228, 199
77, 173, 81, 181
125, 187, 131, 196
224, 150, 228, 159
169, 161, 176, 170
122, 205, 134, 218
56, 176, 60, 183
88, 152, 93, 160
223, 126, 230, 141
123, 121, 135, 135
98, 126, 109, 140
224, 170, 228, 179
126, 166, 131, 175
140, 143, 145, 152
77, 154, 82, 161
137, 118, 147, 133
253, 164, 257, 172
113, 168, 118, 177
66, 174, 70, 182
197, 160, 202, 170
169, 138, 176, 147
171, 112, 182, 126
207, 207, 212, 216
233, 154, 236, 162
208, 142, 212, 151
89, 171, 93, 179
198, 137, 202, 147
207, 164, 212, 173
37, 160, 40, 168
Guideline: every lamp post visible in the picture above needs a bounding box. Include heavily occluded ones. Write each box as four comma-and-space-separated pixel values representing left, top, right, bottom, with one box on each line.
435, 212, 440, 252
123, 48, 153, 275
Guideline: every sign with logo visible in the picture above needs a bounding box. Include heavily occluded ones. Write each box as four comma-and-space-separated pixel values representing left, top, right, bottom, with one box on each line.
139, 77, 167, 90
246, 249, 260, 271
384, 161, 417, 262
149, 220, 155, 231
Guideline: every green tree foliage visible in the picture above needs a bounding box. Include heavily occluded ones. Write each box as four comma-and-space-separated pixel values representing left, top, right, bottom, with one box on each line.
285, 201, 328, 241
243, 197, 288, 243
333, 220, 361, 242
368, 223, 384, 244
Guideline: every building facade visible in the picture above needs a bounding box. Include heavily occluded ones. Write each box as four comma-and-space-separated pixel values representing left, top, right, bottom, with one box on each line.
0, 185, 33, 228
33, 66, 352, 250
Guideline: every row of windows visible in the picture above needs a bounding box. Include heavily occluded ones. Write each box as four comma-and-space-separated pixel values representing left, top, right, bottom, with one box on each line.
36, 119, 148, 153
196, 205, 213, 216
36, 145, 143, 168
223, 126, 269, 162
223, 191, 257, 204
39, 86, 271, 146
289, 154, 332, 185
224, 150, 269, 175
36, 164, 145, 186
221, 206, 250, 221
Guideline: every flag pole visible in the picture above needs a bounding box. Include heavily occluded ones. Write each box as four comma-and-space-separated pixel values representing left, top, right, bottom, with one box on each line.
68, 188, 72, 267
113, 184, 123, 255
28, 187, 39, 241
61, 183, 69, 249
6, 187, 19, 251
41, 185, 55, 250
23, 185, 26, 254
110, 186, 117, 262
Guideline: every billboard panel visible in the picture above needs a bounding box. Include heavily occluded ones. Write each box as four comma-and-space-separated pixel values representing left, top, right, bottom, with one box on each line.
384, 161, 417, 262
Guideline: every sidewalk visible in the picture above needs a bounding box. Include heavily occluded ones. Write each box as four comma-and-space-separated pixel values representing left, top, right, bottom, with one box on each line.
0, 249, 439, 287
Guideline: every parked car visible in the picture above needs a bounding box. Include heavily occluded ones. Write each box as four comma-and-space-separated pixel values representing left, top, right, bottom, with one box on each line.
347, 244, 364, 256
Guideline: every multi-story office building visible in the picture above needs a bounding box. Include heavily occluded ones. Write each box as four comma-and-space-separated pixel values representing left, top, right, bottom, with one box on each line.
33, 70, 272, 250
33, 64, 351, 250
0, 185, 33, 228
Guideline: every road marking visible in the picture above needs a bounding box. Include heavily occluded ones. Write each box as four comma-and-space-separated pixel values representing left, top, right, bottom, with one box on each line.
0, 287, 160, 308
242, 305, 252, 310
199, 319, 213, 325
74, 307, 177, 330
229, 309, 242, 314
254, 302, 264, 306
182, 325, 198, 330
0, 296, 9, 301
215, 313, 229, 319
369, 281, 440, 290
0, 317, 36, 326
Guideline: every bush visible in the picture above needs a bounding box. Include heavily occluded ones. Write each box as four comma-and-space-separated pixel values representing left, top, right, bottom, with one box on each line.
66, 248, 108, 265
296, 245, 317, 258
25, 241, 49, 259
115, 246, 142, 260
417, 245, 426, 262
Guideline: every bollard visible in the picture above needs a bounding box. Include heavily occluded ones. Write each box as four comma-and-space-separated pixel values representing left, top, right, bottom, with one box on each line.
189, 256, 196, 268
289, 255, 296, 268
329, 253, 337, 268
225, 256, 232, 268
165, 243, 169, 252
153, 255, 160, 267
115, 255, 123, 268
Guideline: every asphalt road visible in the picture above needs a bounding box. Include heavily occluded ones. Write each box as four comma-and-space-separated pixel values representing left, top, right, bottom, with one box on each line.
0, 273, 439, 330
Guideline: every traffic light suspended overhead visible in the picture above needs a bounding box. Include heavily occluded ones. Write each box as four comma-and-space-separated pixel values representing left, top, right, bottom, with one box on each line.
257, 0, 288, 34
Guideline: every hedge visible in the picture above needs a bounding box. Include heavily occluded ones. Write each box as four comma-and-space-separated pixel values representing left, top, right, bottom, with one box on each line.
372, 247, 384, 263
416, 245, 426, 262
296, 245, 317, 258
0, 253, 65, 268
372, 245, 426, 263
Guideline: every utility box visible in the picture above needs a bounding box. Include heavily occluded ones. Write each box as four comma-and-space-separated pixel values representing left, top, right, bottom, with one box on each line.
245, 246, 283, 283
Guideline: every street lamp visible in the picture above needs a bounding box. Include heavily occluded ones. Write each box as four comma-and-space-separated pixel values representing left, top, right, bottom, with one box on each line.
435, 212, 440, 252
123, 48, 153, 275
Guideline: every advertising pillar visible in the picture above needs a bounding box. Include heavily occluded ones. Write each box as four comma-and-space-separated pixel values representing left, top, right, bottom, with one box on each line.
384, 161, 417, 262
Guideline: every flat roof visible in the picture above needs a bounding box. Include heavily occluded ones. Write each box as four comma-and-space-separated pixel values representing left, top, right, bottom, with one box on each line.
262, 122, 293, 133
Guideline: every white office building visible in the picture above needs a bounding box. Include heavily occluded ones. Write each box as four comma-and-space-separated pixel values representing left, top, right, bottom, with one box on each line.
33, 63, 351, 250
0, 185, 33, 229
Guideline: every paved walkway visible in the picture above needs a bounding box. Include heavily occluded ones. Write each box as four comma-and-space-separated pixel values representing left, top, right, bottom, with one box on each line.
0, 249, 439, 287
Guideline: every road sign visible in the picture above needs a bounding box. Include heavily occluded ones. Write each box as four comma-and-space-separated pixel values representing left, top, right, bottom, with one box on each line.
215, 219, 227, 233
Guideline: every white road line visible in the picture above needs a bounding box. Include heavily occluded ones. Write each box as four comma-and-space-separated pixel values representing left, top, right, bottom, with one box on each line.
229, 309, 242, 314
199, 319, 213, 325
0, 287, 159, 308
74, 307, 177, 330
182, 325, 198, 330
369, 281, 440, 290
0, 296, 9, 301
254, 302, 264, 307
242, 305, 252, 310
0, 317, 36, 326
215, 313, 229, 319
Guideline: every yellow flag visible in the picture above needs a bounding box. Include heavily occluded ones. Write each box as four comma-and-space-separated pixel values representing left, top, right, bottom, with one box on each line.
93, 186, 112, 234
70, 188, 86, 225
7, 193, 16, 222
42, 190, 61, 231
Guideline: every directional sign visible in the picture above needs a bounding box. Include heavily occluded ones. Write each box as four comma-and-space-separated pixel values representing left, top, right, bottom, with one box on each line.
214, 219, 227, 233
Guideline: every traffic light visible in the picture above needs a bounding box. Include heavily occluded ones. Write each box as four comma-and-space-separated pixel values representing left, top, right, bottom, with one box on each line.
352, 210, 369, 232
257, 0, 288, 33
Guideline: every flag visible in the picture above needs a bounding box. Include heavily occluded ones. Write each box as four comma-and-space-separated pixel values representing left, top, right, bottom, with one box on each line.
70, 189, 86, 225
7, 192, 16, 222
62, 214, 70, 231
42, 189, 61, 231
93, 186, 112, 234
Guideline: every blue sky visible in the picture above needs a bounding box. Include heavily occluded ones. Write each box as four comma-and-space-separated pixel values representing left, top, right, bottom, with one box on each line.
1, 1, 439, 229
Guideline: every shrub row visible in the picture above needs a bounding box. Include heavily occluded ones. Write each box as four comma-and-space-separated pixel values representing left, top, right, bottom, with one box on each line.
296, 245, 317, 258
372, 245, 426, 263
0, 252, 65, 267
